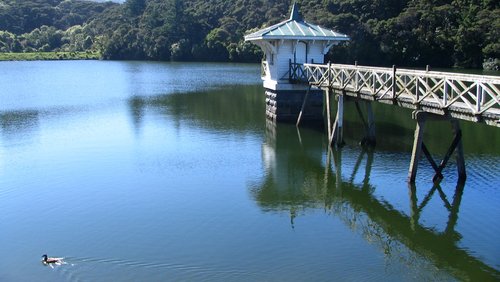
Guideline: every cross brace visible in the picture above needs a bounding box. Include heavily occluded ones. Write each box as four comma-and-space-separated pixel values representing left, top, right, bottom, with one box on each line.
408, 112, 466, 184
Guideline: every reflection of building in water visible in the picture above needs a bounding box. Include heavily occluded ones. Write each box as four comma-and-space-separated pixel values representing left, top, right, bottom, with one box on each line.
252, 121, 499, 280
258, 121, 327, 227
257, 121, 326, 209
128, 96, 146, 136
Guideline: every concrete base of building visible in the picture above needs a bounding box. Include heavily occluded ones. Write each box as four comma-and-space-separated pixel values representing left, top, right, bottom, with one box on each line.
265, 88, 323, 122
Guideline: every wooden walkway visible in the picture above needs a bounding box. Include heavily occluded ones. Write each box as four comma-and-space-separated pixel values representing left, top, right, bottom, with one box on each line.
291, 63, 500, 127
291, 62, 500, 183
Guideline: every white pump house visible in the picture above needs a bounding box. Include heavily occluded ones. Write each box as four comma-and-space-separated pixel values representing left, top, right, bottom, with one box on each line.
245, 3, 349, 121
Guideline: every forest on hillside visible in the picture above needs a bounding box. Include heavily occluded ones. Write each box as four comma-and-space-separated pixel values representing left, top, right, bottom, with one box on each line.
0, 0, 498, 69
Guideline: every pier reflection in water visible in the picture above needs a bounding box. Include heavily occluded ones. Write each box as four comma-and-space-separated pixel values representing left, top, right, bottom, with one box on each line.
255, 121, 499, 281
1, 61, 498, 281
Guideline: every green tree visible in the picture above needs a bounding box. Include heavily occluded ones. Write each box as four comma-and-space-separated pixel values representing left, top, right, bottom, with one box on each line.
125, 0, 146, 17
0, 0, 497, 68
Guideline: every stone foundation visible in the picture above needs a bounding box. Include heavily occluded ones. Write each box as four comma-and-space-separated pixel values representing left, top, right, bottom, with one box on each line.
265, 89, 323, 122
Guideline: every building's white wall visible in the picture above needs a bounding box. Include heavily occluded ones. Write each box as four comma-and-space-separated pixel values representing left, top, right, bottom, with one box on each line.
262, 49, 272, 80
261, 40, 328, 90
276, 42, 293, 82
308, 43, 325, 64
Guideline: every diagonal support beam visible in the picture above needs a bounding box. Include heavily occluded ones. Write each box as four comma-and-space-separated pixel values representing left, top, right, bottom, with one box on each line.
355, 100, 376, 146
421, 143, 443, 180
431, 129, 463, 183
296, 85, 312, 127
408, 111, 466, 184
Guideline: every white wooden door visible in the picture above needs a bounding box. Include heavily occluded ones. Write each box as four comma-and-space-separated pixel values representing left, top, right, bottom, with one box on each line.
295, 42, 307, 64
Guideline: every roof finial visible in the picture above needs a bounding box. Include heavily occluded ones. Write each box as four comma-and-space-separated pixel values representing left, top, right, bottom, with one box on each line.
289, 2, 303, 21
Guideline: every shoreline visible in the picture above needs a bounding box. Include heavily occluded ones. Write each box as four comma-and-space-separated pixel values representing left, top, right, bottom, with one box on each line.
0, 51, 101, 61
1, 53, 497, 76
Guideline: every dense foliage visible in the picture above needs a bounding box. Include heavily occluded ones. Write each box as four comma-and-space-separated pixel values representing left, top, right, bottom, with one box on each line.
0, 0, 116, 52
0, 0, 498, 69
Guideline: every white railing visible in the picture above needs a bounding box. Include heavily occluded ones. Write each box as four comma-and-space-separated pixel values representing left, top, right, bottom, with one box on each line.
299, 63, 500, 126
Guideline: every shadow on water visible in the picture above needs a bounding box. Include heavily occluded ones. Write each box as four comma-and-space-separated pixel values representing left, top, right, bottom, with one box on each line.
127, 84, 266, 135
251, 122, 499, 281
0, 110, 39, 144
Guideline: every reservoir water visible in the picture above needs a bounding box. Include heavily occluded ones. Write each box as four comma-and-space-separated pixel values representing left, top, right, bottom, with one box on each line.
0, 61, 498, 281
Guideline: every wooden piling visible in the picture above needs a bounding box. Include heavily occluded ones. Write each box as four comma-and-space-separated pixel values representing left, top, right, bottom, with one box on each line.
338, 92, 344, 145
451, 120, 466, 183
365, 102, 376, 145
325, 87, 332, 139
356, 101, 376, 146
296, 85, 311, 127
330, 91, 345, 147
281, 61, 497, 183
408, 111, 467, 184
408, 111, 426, 183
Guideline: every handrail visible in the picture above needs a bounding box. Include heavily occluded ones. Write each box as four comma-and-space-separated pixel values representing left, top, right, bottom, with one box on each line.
290, 63, 500, 126
289, 62, 308, 83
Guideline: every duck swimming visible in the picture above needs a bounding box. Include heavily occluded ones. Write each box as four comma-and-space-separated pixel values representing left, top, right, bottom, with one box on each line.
41, 254, 64, 267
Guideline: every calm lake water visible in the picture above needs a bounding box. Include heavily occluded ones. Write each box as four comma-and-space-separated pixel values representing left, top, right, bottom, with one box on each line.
0, 61, 498, 281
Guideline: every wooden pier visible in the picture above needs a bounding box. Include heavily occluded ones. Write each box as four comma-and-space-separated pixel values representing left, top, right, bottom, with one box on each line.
292, 62, 500, 183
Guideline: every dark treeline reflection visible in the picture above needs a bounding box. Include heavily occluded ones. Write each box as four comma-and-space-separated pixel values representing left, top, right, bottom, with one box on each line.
130, 87, 499, 155
127, 84, 265, 134
0, 110, 39, 144
250, 122, 499, 281
341, 100, 500, 154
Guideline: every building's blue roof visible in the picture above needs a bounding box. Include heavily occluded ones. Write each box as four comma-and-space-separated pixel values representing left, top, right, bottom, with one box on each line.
245, 4, 349, 42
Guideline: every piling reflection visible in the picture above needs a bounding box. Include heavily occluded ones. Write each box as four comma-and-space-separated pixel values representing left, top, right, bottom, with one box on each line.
253, 121, 499, 281
408, 182, 465, 238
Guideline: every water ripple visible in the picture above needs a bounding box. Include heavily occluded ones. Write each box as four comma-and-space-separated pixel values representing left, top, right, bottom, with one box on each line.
50, 255, 265, 282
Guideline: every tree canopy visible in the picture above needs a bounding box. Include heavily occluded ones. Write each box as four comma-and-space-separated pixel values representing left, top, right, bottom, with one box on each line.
0, 0, 498, 69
